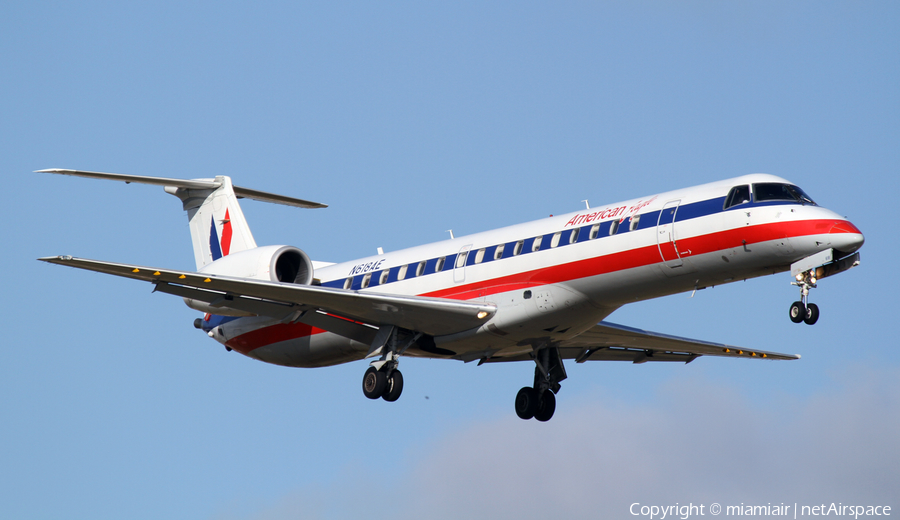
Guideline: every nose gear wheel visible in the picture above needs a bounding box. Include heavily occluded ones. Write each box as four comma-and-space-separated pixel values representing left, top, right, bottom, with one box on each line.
790, 269, 820, 325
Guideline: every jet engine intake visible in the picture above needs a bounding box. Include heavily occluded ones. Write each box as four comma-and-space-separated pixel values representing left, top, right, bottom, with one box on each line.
183, 245, 314, 315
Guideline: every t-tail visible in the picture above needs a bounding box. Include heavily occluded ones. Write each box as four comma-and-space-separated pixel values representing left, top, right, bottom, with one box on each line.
36, 169, 327, 269
164, 176, 258, 269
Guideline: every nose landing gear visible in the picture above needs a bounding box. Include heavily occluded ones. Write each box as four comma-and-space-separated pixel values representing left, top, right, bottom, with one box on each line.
789, 269, 819, 325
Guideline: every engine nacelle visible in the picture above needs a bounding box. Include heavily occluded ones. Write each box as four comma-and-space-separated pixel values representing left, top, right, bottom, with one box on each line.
184, 245, 314, 316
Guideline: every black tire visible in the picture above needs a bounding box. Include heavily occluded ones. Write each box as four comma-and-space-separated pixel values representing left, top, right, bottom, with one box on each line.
789, 301, 806, 323
515, 387, 539, 420
362, 367, 386, 399
534, 390, 556, 422
382, 370, 404, 402
804, 303, 820, 325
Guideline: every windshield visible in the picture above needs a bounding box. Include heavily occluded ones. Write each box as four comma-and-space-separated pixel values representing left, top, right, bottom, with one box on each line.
753, 183, 817, 206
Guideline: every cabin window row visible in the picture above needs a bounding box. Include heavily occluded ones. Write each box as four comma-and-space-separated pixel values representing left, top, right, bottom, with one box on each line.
330, 213, 654, 291
330, 188, 816, 291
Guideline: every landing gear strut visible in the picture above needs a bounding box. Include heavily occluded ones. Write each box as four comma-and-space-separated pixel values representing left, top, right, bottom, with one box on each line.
361, 326, 419, 402
789, 269, 820, 325
515, 346, 566, 422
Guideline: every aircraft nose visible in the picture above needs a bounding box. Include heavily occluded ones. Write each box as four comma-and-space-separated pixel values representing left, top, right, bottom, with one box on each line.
830, 220, 865, 255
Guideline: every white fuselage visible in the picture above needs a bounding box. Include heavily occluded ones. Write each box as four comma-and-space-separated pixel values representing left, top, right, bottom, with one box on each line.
206, 174, 863, 367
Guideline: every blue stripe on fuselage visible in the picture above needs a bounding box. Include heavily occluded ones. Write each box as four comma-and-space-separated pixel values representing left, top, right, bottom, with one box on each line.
316, 196, 805, 290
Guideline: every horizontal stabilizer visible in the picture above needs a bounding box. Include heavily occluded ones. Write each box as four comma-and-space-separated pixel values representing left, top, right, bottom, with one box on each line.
36, 169, 327, 209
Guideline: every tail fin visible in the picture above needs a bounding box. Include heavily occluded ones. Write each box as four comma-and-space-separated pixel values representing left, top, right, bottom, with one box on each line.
36, 169, 327, 270
166, 176, 257, 268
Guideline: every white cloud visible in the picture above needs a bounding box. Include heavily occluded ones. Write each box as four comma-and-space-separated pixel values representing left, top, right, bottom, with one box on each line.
226, 365, 899, 520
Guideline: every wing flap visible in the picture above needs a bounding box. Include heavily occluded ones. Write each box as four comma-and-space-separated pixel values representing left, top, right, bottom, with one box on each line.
39, 256, 495, 336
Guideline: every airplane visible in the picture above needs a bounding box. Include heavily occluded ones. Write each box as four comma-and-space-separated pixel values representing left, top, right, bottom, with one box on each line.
37, 169, 864, 421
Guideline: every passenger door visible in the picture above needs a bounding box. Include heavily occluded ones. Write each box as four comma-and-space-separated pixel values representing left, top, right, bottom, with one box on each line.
657, 200, 683, 268
453, 244, 471, 283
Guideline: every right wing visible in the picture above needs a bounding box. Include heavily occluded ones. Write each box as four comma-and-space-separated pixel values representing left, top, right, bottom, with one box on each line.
39, 256, 495, 337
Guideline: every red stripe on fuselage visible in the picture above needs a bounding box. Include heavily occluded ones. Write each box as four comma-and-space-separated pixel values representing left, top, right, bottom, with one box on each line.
423, 218, 848, 300
225, 322, 327, 356
227, 218, 855, 351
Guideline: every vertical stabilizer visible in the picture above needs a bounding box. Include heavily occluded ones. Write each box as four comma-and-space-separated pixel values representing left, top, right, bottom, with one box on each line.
38, 169, 327, 270
165, 176, 257, 269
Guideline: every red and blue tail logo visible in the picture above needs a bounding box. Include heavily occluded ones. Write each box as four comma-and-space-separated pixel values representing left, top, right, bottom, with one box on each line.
209, 209, 233, 261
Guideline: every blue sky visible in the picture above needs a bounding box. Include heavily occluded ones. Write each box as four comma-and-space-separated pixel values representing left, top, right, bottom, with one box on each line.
2, 2, 898, 519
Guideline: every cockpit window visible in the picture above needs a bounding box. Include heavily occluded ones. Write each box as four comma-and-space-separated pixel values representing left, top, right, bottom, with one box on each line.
724, 185, 751, 209
753, 183, 817, 206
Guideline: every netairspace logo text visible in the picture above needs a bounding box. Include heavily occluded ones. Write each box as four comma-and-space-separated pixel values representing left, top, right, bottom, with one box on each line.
630, 502, 892, 519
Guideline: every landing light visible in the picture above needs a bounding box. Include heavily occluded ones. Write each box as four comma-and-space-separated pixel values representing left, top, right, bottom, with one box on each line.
477, 311, 489, 319
795, 273, 804, 281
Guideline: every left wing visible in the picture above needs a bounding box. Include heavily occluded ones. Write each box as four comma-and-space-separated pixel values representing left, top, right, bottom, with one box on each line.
483, 321, 800, 364
39, 256, 495, 337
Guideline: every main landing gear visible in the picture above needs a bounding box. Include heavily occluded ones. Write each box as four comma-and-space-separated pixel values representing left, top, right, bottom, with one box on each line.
515, 346, 567, 422
361, 326, 420, 403
362, 364, 403, 401
789, 269, 820, 325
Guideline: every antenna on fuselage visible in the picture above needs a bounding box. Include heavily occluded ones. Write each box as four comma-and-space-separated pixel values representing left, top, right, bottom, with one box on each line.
582, 200, 590, 209
447, 229, 455, 239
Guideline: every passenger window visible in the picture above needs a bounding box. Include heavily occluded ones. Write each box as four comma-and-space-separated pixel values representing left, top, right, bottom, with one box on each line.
724, 185, 751, 209
416, 261, 426, 276
398, 264, 408, 280
550, 232, 561, 248
379, 270, 389, 285
590, 224, 600, 240
436, 257, 445, 272
629, 215, 640, 231
474, 248, 485, 264
532, 236, 542, 252
455, 254, 466, 268
343, 277, 352, 290
609, 220, 619, 235
494, 245, 503, 260
514, 241, 523, 256
570, 228, 580, 243
362, 273, 371, 288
